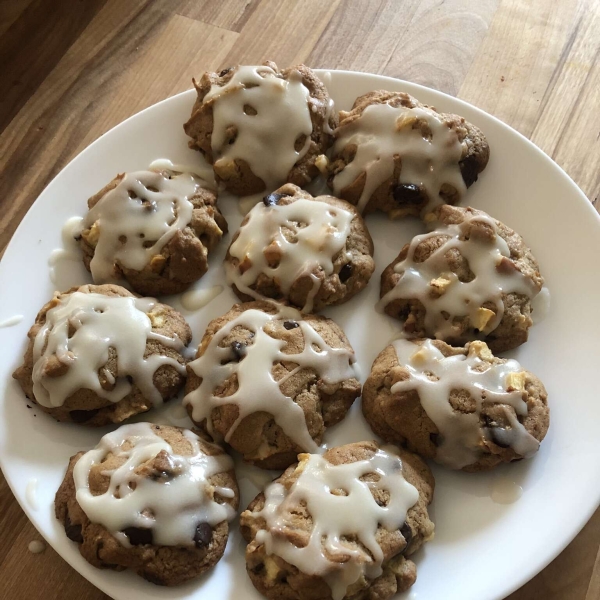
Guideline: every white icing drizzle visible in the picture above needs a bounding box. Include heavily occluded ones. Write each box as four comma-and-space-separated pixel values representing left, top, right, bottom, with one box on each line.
0, 314, 23, 328
332, 102, 467, 214
379, 212, 540, 340
252, 449, 419, 600
531, 286, 551, 324
391, 339, 540, 469
73, 423, 235, 547
31, 292, 185, 408
49, 216, 85, 285
28, 540, 46, 554
180, 284, 224, 312
226, 198, 354, 312
80, 169, 200, 283
184, 308, 357, 452
26, 478, 39, 511
148, 158, 215, 189
205, 65, 313, 192
490, 475, 523, 504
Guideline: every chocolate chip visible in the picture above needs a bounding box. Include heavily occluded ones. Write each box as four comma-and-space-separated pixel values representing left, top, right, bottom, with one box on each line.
459, 155, 479, 187
400, 522, 413, 550
263, 192, 284, 206
69, 409, 99, 423
393, 183, 424, 205
64, 513, 83, 543
231, 341, 246, 360
339, 263, 353, 283
283, 320, 299, 330
194, 522, 213, 548
122, 527, 153, 546
142, 571, 166, 586
219, 67, 232, 77
429, 432, 439, 447
126, 375, 134, 384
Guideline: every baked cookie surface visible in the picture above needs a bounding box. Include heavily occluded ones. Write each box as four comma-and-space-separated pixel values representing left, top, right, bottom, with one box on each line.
55, 423, 239, 586
78, 165, 227, 296
184, 301, 361, 469
240, 441, 435, 600
225, 183, 375, 312
379, 204, 544, 352
184, 62, 337, 197
362, 338, 549, 471
12, 284, 191, 426
328, 90, 489, 218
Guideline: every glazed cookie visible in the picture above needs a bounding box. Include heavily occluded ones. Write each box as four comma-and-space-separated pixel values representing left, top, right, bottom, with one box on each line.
379, 204, 544, 353
12, 284, 191, 426
77, 164, 227, 296
362, 339, 549, 472
184, 301, 361, 469
328, 90, 489, 218
184, 62, 337, 197
55, 423, 239, 586
225, 183, 375, 312
240, 441, 435, 600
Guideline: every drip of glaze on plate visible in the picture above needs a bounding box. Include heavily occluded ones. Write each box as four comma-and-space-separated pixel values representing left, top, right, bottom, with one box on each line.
332, 102, 467, 214
48, 216, 86, 285
78, 169, 202, 284
205, 65, 313, 193
378, 212, 541, 340
73, 423, 235, 548
490, 475, 523, 504
531, 286, 551, 324
0, 315, 23, 328
252, 449, 419, 600
26, 478, 39, 511
31, 292, 185, 408
391, 339, 540, 469
184, 308, 357, 452
226, 197, 354, 312
180, 284, 224, 312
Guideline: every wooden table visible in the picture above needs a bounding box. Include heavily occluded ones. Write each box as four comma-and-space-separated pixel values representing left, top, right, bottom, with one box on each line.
1, 0, 599, 598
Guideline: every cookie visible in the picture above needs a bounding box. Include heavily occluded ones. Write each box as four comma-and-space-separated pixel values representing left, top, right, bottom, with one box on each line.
328, 90, 489, 218
379, 204, 544, 352
55, 423, 239, 586
225, 183, 375, 312
184, 301, 361, 469
362, 338, 549, 471
184, 61, 337, 197
78, 165, 227, 296
240, 441, 435, 600
12, 284, 191, 426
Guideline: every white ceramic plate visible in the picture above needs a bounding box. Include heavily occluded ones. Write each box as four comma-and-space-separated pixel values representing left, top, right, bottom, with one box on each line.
1, 70, 599, 600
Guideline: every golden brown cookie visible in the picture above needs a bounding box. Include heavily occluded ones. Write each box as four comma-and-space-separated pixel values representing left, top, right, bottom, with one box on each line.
79, 167, 227, 296
184, 62, 337, 197
240, 441, 435, 600
55, 424, 239, 586
184, 301, 361, 469
12, 284, 191, 426
379, 204, 544, 353
225, 183, 375, 312
328, 90, 489, 218
362, 339, 549, 472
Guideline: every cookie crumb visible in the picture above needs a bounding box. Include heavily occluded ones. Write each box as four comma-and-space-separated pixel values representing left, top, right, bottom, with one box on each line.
28, 540, 45, 554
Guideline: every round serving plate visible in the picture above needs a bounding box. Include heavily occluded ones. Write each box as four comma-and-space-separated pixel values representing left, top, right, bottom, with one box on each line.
0, 69, 599, 600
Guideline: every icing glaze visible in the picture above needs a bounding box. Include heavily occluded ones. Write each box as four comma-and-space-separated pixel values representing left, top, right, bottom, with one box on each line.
0, 314, 23, 328
73, 423, 235, 547
332, 102, 467, 214
26, 478, 39, 511
252, 448, 419, 600
391, 339, 540, 469
49, 216, 85, 286
226, 197, 354, 312
379, 212, 540, 340
148, 158, 215, 188
205, 65, 313, 192
490, 475, 523, 504
80, 169, 201, 283
32, 291, 185, 408
184, 308, 357, 452
180, 284, 224, 312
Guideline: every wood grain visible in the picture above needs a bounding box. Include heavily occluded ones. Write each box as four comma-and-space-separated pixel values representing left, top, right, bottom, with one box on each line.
0, 0, 598, 599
